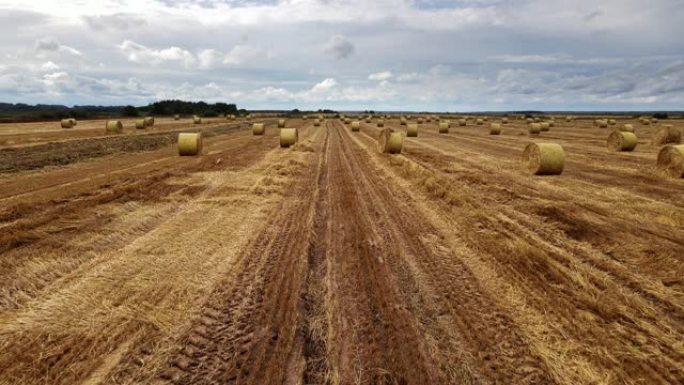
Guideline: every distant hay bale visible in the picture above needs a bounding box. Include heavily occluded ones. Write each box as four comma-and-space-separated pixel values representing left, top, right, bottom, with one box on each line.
607, 131, 638, 152
566, 116, 573, 122
529, 123, 541, 134
490, 123, 502, 135
229, 114, 236, 120
174, 114, 180, 120
652, 125, 682, 146
280, 128, 298, 148
278, 119, 286, 128
526, 118, 534, 124
378, 128, 403, 154
406, 123, 418, 137
314, 119, 321, 127
540, 122, 550, 132
641, 118, 651, 125
417, 117, 424, 124
548, 121, 555, 127
351, 121, 360, 132
193, 115, 202, 124
303, 115, 309, 120
608, 119, 616, 125
534, 117, 541, 123
522, 142, 565, 175
476, 118, 484, 125
135, 119, 147, 129
651, 118, 658, 124
598, 120, 608, 128
400, 117, 407, 126
377, 120, 385, 127
502, 117, 509, 124
105, 120, 123, 134
252, 123, 265, 135
458, 119, 467, 126
144, 117, 155, 127
60, 119, 74, 128
657, 144, 684, 178
621, 124, 635, 132
178, 133, 202, 156
365, 117, 372, 123
438, 121, 449, 133
483, 117, 488, 121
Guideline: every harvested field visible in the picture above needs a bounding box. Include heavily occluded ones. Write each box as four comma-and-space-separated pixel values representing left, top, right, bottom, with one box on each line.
0, 116, 682, 385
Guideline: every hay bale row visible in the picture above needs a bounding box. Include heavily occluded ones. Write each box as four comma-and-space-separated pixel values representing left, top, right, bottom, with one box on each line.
178, 133, 202, 156
607, 131, 638, 152
280, 128, 298, 148
378, 128, 403, 154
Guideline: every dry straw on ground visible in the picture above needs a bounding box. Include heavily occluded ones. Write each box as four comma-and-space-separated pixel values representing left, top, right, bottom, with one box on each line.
378, 128, 403, 154
279, 128, 298, 148
252, 123, 265, 136
652, 125, 681, 146
522, 142, 565, 175
178, 132, 202, 155
657, 144, 684, 178
406, 123, 418, 137
607, 131, 638, 152
105, 120, 123, 134
490, 123, 502, 135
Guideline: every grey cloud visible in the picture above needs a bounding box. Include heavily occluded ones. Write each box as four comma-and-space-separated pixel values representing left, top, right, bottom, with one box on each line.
82, 14, 148, 31
35, 37, 60, 51
325, 35, 355, 59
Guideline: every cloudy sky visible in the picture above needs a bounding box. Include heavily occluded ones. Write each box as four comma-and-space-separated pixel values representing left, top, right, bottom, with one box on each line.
1, 0, 683, 111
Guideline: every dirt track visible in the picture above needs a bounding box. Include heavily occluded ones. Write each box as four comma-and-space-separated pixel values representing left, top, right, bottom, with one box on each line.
0, 116, 682, 385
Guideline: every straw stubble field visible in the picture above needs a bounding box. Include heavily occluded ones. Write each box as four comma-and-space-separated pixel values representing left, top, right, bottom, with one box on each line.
0, 116, 682, 385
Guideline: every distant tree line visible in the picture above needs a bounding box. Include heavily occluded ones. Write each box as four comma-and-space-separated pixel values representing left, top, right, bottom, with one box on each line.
0, 100, 242, 123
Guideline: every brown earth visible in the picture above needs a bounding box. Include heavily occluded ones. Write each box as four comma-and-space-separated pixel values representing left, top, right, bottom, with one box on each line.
0, 116, 682, 385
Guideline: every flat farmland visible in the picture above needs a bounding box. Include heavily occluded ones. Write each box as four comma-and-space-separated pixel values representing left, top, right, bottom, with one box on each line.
0, 116, 682, 385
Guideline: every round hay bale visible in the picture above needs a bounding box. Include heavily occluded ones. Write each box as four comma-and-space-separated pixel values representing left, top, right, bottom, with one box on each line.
566, 116, 573, 122
458, 119, 467, 126
476, 118, 484, 125
313, 119, 321, 127
400, 117, 407, 126
60, 119, 74, 128
657, 144, 684, 178
652, 125, 682, 146
105, 120, 123, 134
406, 123, 418, 137
548, 121, 555, 127
229, 114, 236, 120
178, 133, 202, 156
522, 143, 565, 175
378, 128, 403, 154
534, 117, 541, 123
69, 118, 77, 126
193, 115, 202, 124
529, 123, 541, 134
144, 117, 155, 127
621, 124, 635, 132
607, 131, 638, 152
174, 114, 180, 120
483, 117, 489, 121
417, 117, 424, 124
278, 119, 286, 128
608, 119, 617, 126
280, 128, 298, 148
365, 117, 372, 123
438, 122, 449, 133
252, 123, 265, 136
540, 122, 550, 132
490, 123, 502, 135
135, 119, 147, 129
502, 117, 509, 124
377, 120, 385, 127
351, 121, 361, 132
641, 118, 651, 126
